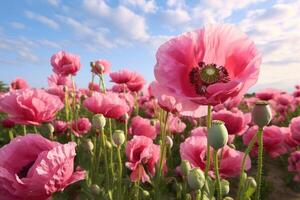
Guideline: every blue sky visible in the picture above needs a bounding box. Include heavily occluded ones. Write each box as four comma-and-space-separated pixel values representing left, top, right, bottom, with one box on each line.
0, 0, 299, 91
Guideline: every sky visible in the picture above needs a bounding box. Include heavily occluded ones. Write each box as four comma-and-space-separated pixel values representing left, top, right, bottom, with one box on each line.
0, 0, 299, 92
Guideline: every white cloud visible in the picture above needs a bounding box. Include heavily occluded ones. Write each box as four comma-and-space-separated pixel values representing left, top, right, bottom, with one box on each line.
38, 39, 62, 49
83, 0, 149, 42
121, 0, 157, 13
10, 22, 26, 29
47, 0, 60, 6
160, 8, 191, 26
24, 11, 59, 30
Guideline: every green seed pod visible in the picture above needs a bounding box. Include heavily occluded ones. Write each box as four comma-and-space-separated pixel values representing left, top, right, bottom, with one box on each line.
221, 179, 230, 196
245, 177, 257, 190
90, 184, 101, 195
92, 114, 106, 130
181, 160, 191, 177
207, 120, 228, 150
187, 168, 205, 190
252, 101, 272, 128
112, 130, 125, 146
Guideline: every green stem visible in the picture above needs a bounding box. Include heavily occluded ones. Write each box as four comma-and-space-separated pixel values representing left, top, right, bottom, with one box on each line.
99, 74, 106, 93
108, 119, 114, 181
196, 190, 201, 200
101, 128, 110, 190
33, 126, 38, 134
201, 105, 212, 200
236, 133, 258, 200
124, 118, 128, 146
91, 73, 95, 93
64, 87, 70, 122
8, 130, 14, 140
22, 125, 27, 136
117, 146, 123, 200
213, 150, 221, 200
134, 92, 139, 116
255, 127, 264, 200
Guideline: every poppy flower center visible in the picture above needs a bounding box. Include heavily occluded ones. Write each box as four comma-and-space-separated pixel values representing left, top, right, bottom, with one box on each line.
189, 62, 230, 95
18, 161, 35, 178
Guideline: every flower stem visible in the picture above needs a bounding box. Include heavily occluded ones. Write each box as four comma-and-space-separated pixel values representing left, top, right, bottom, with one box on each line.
236, 133, 258, 199
22, 125, 27, 136
101, 127, 110, 191
108, 119, 114, 182
201, 105, 212, 200
99, 74, 106, 93
117, 146, 123, 200
8, 129, 14, 140
255, 127, 264, 200
213, 150, 221, 200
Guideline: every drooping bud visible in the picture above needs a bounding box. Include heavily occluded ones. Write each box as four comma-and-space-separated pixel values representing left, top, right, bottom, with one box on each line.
106, 140, 112, 149
223, 197, 234, 200
207, 120, 228, 150
142, 190, 150, 199
92, 114, 106, 130
221, 179, 230, 196
245, 177, 257, 191
112, 130, 125, 146
165, 135, 173, 148
90, 184, 101, 195
180, 160, 191, 177
187, 168, 205, 190
252, 101, 272, 128
82, 138, 94, 153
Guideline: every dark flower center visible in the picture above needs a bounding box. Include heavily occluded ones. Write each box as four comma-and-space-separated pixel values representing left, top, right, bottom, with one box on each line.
17, 161, 35, 179
189, 62, 230, 95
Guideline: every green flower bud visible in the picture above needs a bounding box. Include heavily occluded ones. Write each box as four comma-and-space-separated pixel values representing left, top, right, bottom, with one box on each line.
223, 197, 234, 200
245, 177, 257, 190
106, 140, 112, 149
92, 114, 106, 129
47, 123, 55, 134
112, 130, 125, 146
180, 160, 191, 177
142, 190, 150, 198
82, 139, 94, 152
95, 62, 105, 73
150, 119, 158, 126
228, 143, 236, 149
187, 168, 205, 190
90, 184, 101, 195
165, 135, 173, 148
252, 101, 272, 128
221, 179, 230, 196
185, 194, 192, 200
207, 120, 228, 150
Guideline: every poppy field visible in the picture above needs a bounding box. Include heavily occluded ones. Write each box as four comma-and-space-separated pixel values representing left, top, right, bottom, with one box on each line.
0, 24, 300, 200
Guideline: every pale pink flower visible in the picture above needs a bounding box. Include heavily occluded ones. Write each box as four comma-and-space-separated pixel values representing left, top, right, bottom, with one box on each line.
288, 151, 300, 181
53, 120, 68, 134
275, 93, 294, 106
48, 73, 73, 89
290, 116, 300, 144
255, 88, 281, 101
83, 92, 129, 119
154, 24, 261, 106
91, 59, 111, 75
213, 109, 251, 135
127, 72, 146, 92
191, 127, 207, 137
125, 136, 160, 183
88, 82, 101, 92
0, 134, 85, 200
243, 125, 287, 158
10, 78, 29, 90
71, 118, 91, 137
156, 93, 182, 113
166, 114, 186, 134
0, 89, 64, 125
282, 127, 298, 151
129, 116, 158, 139
110, 69, 133, 84
111, 84, 129, 93
51, 51, 81, 76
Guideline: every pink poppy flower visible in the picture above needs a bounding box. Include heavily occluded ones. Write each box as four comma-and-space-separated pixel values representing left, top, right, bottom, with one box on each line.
282, 127, 298, 151
218, 145, 251, 178
71, 118, 91, 137
191, 127, 207, 137
166, 114, 186, 134
88, 82, 101, 92
0, 89, 64, 125
126, 72, 146, 92
150, 81, 207, 118
48, 74, 73, 89
212, 109, 251, 135
53, 120, 68, 134
83, 92, 129, 119
243, 125, 287, 158
290, 116, 300, 144
275, 93, 294, 106
288, 151, 300, 181
156, 93, 182, 113
91, 59, 111, 75
125, 136, 160, 183
10, 78, 29, 90
0, 134, 85, 200
293, 90, 300, 98
111, 84, 129, 93
255, 88, 281, 101
154, 24, 261, 106
110, 69, 133, 84
51, 51, 81, 76
1, 118, 15, 129
129, 116, 158, 139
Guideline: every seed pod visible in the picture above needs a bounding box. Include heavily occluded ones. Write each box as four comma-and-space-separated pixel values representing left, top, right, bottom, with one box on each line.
90, 184, 101, 195
112, 130, 125, 146
252, 101, 272, 128
165, 135, 173, 148
82, 139, 94, 152
92, 114, 106, 130
207, 120, 228, 150
187, 168, 205, 190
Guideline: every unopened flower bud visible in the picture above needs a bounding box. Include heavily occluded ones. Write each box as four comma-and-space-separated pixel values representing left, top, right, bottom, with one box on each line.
187, 168, 205, 190
207, 120, 228, 150
92, 114, 106, 129
223, 197, 234, 200
180, 160, 191, 177
245, 177, 257, 190
106, 140, 112, 149
95, 63, 105, 73
165, 135, 173, 148
252, 101, 272, 128
82, 139, 94, 152
112, 130, 125, 146
150, 119, 158, 126
90, 184, 101, 195
142, 190, 150, 198
228, 143, 236, 149
221, 179, 230, 196
185, 193, 192, 200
